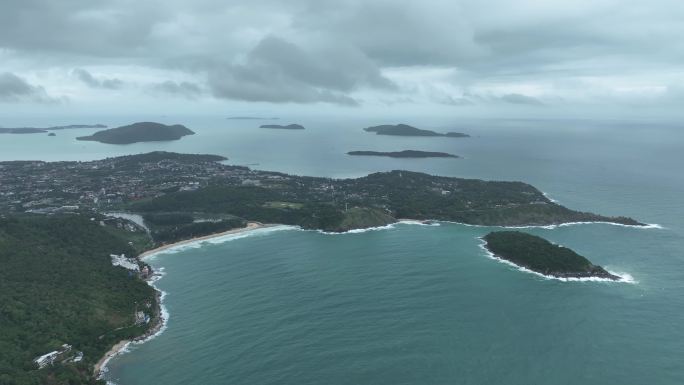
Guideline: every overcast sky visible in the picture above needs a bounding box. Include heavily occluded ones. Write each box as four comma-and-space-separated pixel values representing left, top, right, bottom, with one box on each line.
1, 0, 683, 118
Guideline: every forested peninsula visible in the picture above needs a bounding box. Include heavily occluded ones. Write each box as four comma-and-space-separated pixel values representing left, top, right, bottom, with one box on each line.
0, 152, 644, 383
1, 151, 644, 233
0, 215, 160, 385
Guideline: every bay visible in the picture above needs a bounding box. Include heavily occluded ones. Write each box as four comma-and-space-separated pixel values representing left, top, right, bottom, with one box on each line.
2, 116, 682, 384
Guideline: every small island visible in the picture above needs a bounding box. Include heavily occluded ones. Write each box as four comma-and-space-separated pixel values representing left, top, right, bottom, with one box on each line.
445, 132, 469, 138
0, 128, 45, 134
77, 122, 195, 144
347, 150, 459, 158
227, 116, 279, 120
363, 124, 470, 137
0, 124, 106, 135
48, 124, 107, 130
47, 133, 56, 137
482, 231, 620, 280
260, 124, 305, 130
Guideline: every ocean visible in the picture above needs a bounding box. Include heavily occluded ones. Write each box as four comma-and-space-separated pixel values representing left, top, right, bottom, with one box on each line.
2, 116, 682, 384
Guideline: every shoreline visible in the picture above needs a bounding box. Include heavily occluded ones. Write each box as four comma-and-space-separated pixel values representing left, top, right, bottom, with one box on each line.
138, 222, 269, 259
435, 219, 662, 230
93, 217, 652, 378
94, 222, 272, 380
93, 340, 130, 379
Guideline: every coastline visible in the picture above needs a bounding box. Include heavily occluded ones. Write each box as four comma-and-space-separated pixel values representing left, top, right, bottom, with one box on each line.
437, 219, 662, 230
93, 340, 130, 379
93, 218, 652, 379
138, 221, 268, 259
94, 222, 271, 380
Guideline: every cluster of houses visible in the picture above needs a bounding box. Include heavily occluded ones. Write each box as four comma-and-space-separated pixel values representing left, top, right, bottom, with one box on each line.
110, 253, 152, 279
33, 344, 83, 369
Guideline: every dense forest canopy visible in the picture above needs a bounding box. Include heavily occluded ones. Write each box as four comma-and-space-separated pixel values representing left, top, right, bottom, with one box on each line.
0, 215, 157, 385
483, 231, 618, 279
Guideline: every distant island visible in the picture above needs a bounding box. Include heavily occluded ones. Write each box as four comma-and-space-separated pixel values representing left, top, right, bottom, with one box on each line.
48, 124, 107, 130
445, 132, 469, 138
482, 231, 620, 280
347, 150, 459, 158
77, 122, 195, 144
260, 124, 305, 130
0, 128, 44, 134
0, 124, 106, 135
227, 116, 279, 120
363, 124, 469, 137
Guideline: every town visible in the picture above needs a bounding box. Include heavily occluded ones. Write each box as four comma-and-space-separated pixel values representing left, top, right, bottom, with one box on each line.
0, 151, 640, 232
0, 152, 469, 215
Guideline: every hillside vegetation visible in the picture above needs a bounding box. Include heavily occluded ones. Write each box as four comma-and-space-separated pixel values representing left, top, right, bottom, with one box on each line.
483, 231, 619, 279
0, 215, 157, 385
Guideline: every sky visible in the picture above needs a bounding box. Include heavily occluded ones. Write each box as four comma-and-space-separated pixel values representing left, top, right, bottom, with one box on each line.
1, 0, 683, 120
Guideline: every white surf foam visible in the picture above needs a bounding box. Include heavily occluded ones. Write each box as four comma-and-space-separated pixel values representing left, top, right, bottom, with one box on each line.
477, 239, 636, 283
438, 220, 663, 231
141, 225, 297, 260
314, 219, 440, 235
554, 221, 664, 230
541, 191, 559, 203
315, 223, 397, 235
397, 220, 441, 227
98, 270, 170, 383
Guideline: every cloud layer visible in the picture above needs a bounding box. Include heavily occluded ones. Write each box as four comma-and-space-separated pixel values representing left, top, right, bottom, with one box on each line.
0, 0, 683, 114
0, 72, 60, 103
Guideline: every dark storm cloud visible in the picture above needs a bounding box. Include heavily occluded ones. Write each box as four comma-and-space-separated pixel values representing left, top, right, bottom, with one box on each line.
0, 0, 164, 57
207, 36, 393, 105
292, 0, 484, 67
0, 72, 59, 103
73, 69, 124, 89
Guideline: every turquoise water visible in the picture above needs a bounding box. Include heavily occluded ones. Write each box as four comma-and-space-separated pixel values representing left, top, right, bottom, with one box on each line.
106, 222, 683, 385
2, 117, 683, 383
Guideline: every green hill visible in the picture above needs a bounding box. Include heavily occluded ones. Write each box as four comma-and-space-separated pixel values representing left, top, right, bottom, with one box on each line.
77, 122, 194, 144
0, 215, 158, 384
482, 231, 619, 280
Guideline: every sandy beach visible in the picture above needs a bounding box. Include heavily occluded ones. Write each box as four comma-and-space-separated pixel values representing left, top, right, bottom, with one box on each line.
138, 222, 268, 259
94, 221, 270, 378
94, 340, 130, 378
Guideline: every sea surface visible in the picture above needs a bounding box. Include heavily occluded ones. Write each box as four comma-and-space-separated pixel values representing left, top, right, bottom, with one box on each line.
2, 116, 683, 384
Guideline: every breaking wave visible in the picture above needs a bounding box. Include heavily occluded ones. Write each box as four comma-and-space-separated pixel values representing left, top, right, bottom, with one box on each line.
314, 220, 440, 235
439, 220, 663, 230
141, 225, 297, 260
